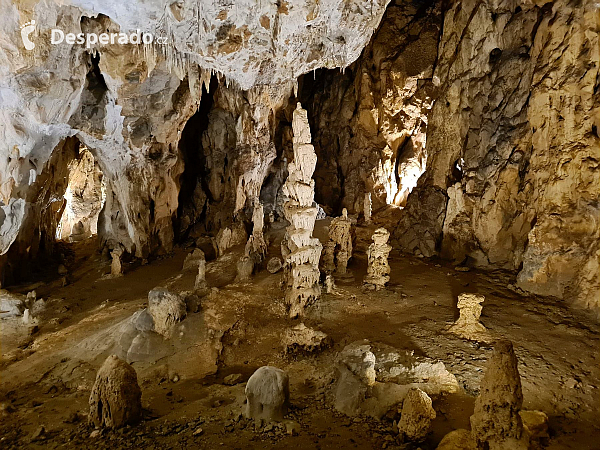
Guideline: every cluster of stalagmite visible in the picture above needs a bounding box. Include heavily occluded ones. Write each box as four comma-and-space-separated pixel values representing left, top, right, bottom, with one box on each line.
363, 228, 392, 290
322, 208, 353, 276
281, 103, 322, 318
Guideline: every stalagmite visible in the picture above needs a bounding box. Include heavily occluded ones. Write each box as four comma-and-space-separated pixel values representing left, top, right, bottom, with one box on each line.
245, 201, 268, 264
88, 355, 142, 429
448, 293, 492, 342
244, 366, 290, 421
281, 103, 322, 318
363, 228, 392, 290
364, 193, 372, 224
194, 258, 207, 291
398, 388, 436, 442
470, 340, 525, 449
322, 208, 353, 276
110, 247, 123, 277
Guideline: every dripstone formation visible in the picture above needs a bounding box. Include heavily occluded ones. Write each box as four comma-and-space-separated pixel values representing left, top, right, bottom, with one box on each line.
448, 293, 491, 342
470, 340, 524, 449
323, 208, 353, 276
244, 366, 290, 422
281, 103, 322, 318
364, 228, 392, 290
88, 355, 142, 429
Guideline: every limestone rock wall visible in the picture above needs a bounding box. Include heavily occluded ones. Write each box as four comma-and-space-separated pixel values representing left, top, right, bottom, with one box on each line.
0, 0, 390, 279
394, 0, 600, 311
299, 0, 442, 213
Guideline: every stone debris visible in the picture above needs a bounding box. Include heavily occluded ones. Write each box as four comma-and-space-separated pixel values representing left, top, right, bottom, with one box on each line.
397, 388, 436, 442
470, 340, 524, 449
281, 103, 322, 318
0, 289, 26, 318
223, 373, 243, 386
519, 410, 549, 439
322, 208, 353, 275
363, 228, 392, 290
267, 257, 283, 274
147, 288, 187, 337
244, 366, 290, 421
436, 429, 476, 450
282, 323, 332, 354
448, 293, 492, 342
364, 192, 372, 224
334, 340, 458, 418
88, 355, 142, 429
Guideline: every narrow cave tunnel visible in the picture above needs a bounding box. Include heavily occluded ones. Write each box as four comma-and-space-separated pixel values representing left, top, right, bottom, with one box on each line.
1, 0, 599, 448
176, 76, 218, 241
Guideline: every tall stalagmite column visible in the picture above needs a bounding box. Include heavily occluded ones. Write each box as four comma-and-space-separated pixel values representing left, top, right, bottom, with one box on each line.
281, 103, 322, 318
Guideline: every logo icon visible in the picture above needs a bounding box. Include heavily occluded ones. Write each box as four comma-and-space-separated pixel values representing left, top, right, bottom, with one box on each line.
20, 20, 36, 50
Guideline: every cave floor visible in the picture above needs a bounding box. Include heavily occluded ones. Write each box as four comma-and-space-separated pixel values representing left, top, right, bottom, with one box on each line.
1, 221, 599, 449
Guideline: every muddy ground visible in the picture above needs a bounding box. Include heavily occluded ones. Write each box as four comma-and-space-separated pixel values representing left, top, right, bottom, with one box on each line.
1, 219, 599, 449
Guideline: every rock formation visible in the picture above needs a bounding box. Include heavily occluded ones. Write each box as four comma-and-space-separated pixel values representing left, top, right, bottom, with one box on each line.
0, 289, 26, 318
393, 0, 600, 312
281, 103, 322, 318
448, 294, 492, 342
244, 366, 290, 422
282, 323, 332, 355
88, 355, 142, 429
267, 257, 282, 274
147, 288, 187, 337
110, 247, 123, 277
322, 208, 353, 275
470, 340, 524, 449
397, 388, 436, 442
194, 258, 208, 292
245, 202, 268, 264
333, 340, 458, 418
364, 228, 392, 290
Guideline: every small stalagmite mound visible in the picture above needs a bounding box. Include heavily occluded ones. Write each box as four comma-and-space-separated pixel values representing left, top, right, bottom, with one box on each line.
244, 366, 290, 421
397, 388, 436, 442
88, 355, 142, 429
470, 339, 524, 448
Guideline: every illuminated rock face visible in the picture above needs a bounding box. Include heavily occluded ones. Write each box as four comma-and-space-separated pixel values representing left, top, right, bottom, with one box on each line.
281, 103, 322, 319
393, 0, 600, 311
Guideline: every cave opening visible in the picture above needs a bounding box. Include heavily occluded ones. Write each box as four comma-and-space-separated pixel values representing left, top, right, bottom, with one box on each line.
176, 76, 218, 241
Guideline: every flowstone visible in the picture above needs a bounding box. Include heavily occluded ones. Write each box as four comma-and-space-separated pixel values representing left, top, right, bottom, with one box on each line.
363, 228, 392, 290
281, 103, 322, 318
88, 355, 142, 429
